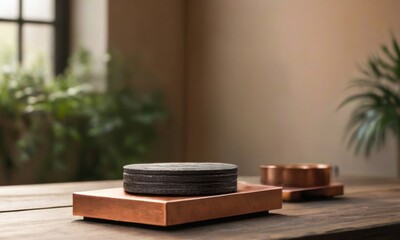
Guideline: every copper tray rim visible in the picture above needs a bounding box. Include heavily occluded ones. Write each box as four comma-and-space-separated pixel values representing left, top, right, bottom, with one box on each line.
282, 182, 344, 201
74, 182, 282, 203
260, 163, 331, 170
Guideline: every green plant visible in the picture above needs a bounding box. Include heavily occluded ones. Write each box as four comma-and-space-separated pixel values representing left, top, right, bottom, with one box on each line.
0, 65, 48, 180
340, 35, 400, 156
0, 50, 166, 183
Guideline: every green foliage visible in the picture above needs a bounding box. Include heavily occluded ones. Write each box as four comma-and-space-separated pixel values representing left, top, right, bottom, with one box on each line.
0, 50, 166, 183
340, 35, 400, 156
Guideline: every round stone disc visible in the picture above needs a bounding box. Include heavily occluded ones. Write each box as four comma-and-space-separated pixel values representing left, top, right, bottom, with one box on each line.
123, 162, 238, 195
123, 162, 237, 176
123, 172, 237, 183
123, 181, 237, 196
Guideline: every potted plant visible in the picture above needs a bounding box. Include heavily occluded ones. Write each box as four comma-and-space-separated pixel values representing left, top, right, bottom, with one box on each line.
340, 36, 400, 156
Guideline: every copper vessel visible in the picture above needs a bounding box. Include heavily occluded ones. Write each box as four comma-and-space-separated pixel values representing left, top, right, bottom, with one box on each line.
260, 164, 331, 187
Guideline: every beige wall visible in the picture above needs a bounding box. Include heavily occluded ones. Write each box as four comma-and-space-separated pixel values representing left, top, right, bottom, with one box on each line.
104, 0, 400, 177
186, 0, 400, 177
108, 0, 186, 163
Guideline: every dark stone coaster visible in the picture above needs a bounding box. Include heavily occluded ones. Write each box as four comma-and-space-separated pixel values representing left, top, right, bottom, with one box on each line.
123, 180, 236, 188
123, 162, 237, 176
122, 162, 238, 195
123, 172, 237, 183
123, 182, 237, 196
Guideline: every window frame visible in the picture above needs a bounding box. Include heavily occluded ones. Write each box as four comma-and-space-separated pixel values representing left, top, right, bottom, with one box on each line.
0, 0, 69, 75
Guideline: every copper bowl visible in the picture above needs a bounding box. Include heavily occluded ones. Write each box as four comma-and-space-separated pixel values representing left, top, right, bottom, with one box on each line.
260, 164, 331, 187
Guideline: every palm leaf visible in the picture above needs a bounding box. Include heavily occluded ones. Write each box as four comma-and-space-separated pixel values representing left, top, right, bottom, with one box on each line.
338, 92, 382, 110
341, 35, 400, 156
381, 45, 397, 62
392, 35, 400, 59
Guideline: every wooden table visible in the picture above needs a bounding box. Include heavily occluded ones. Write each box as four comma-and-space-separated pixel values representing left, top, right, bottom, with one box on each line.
1, 176, 400, 239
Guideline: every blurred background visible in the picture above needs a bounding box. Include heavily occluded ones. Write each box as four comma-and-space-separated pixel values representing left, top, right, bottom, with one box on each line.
1, 0, 400, 185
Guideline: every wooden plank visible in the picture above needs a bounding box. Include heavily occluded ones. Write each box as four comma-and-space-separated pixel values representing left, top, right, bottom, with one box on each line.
247, 176, 400, 195
1, 185, 400, 239
292, 224, 400, 240
1, 176, 399, 212
336, 176, 400, 193
0, 180, 121, 212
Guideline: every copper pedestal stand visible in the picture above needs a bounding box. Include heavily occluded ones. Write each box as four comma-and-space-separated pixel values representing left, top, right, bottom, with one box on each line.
73, 182, 282, 226
260, 164, 344, 201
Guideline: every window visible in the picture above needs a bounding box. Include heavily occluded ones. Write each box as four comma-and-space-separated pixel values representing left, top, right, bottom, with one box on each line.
0, 0, 69, 77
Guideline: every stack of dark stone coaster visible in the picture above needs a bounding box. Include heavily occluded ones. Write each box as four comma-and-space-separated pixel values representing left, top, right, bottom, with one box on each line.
123, 162, 238, 196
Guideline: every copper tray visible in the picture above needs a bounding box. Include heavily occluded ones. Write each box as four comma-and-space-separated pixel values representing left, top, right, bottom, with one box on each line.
73, 182, 282, 226
260, 164, 331, 187
282, 183, 344, 202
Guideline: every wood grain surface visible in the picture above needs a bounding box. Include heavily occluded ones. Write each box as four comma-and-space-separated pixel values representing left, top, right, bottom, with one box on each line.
1, 176, 400, 239
0, 180, 121, 212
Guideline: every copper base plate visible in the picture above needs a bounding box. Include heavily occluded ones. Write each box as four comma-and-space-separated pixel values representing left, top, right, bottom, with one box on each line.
73, 182, 282, 226
282, 183, 344, 202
